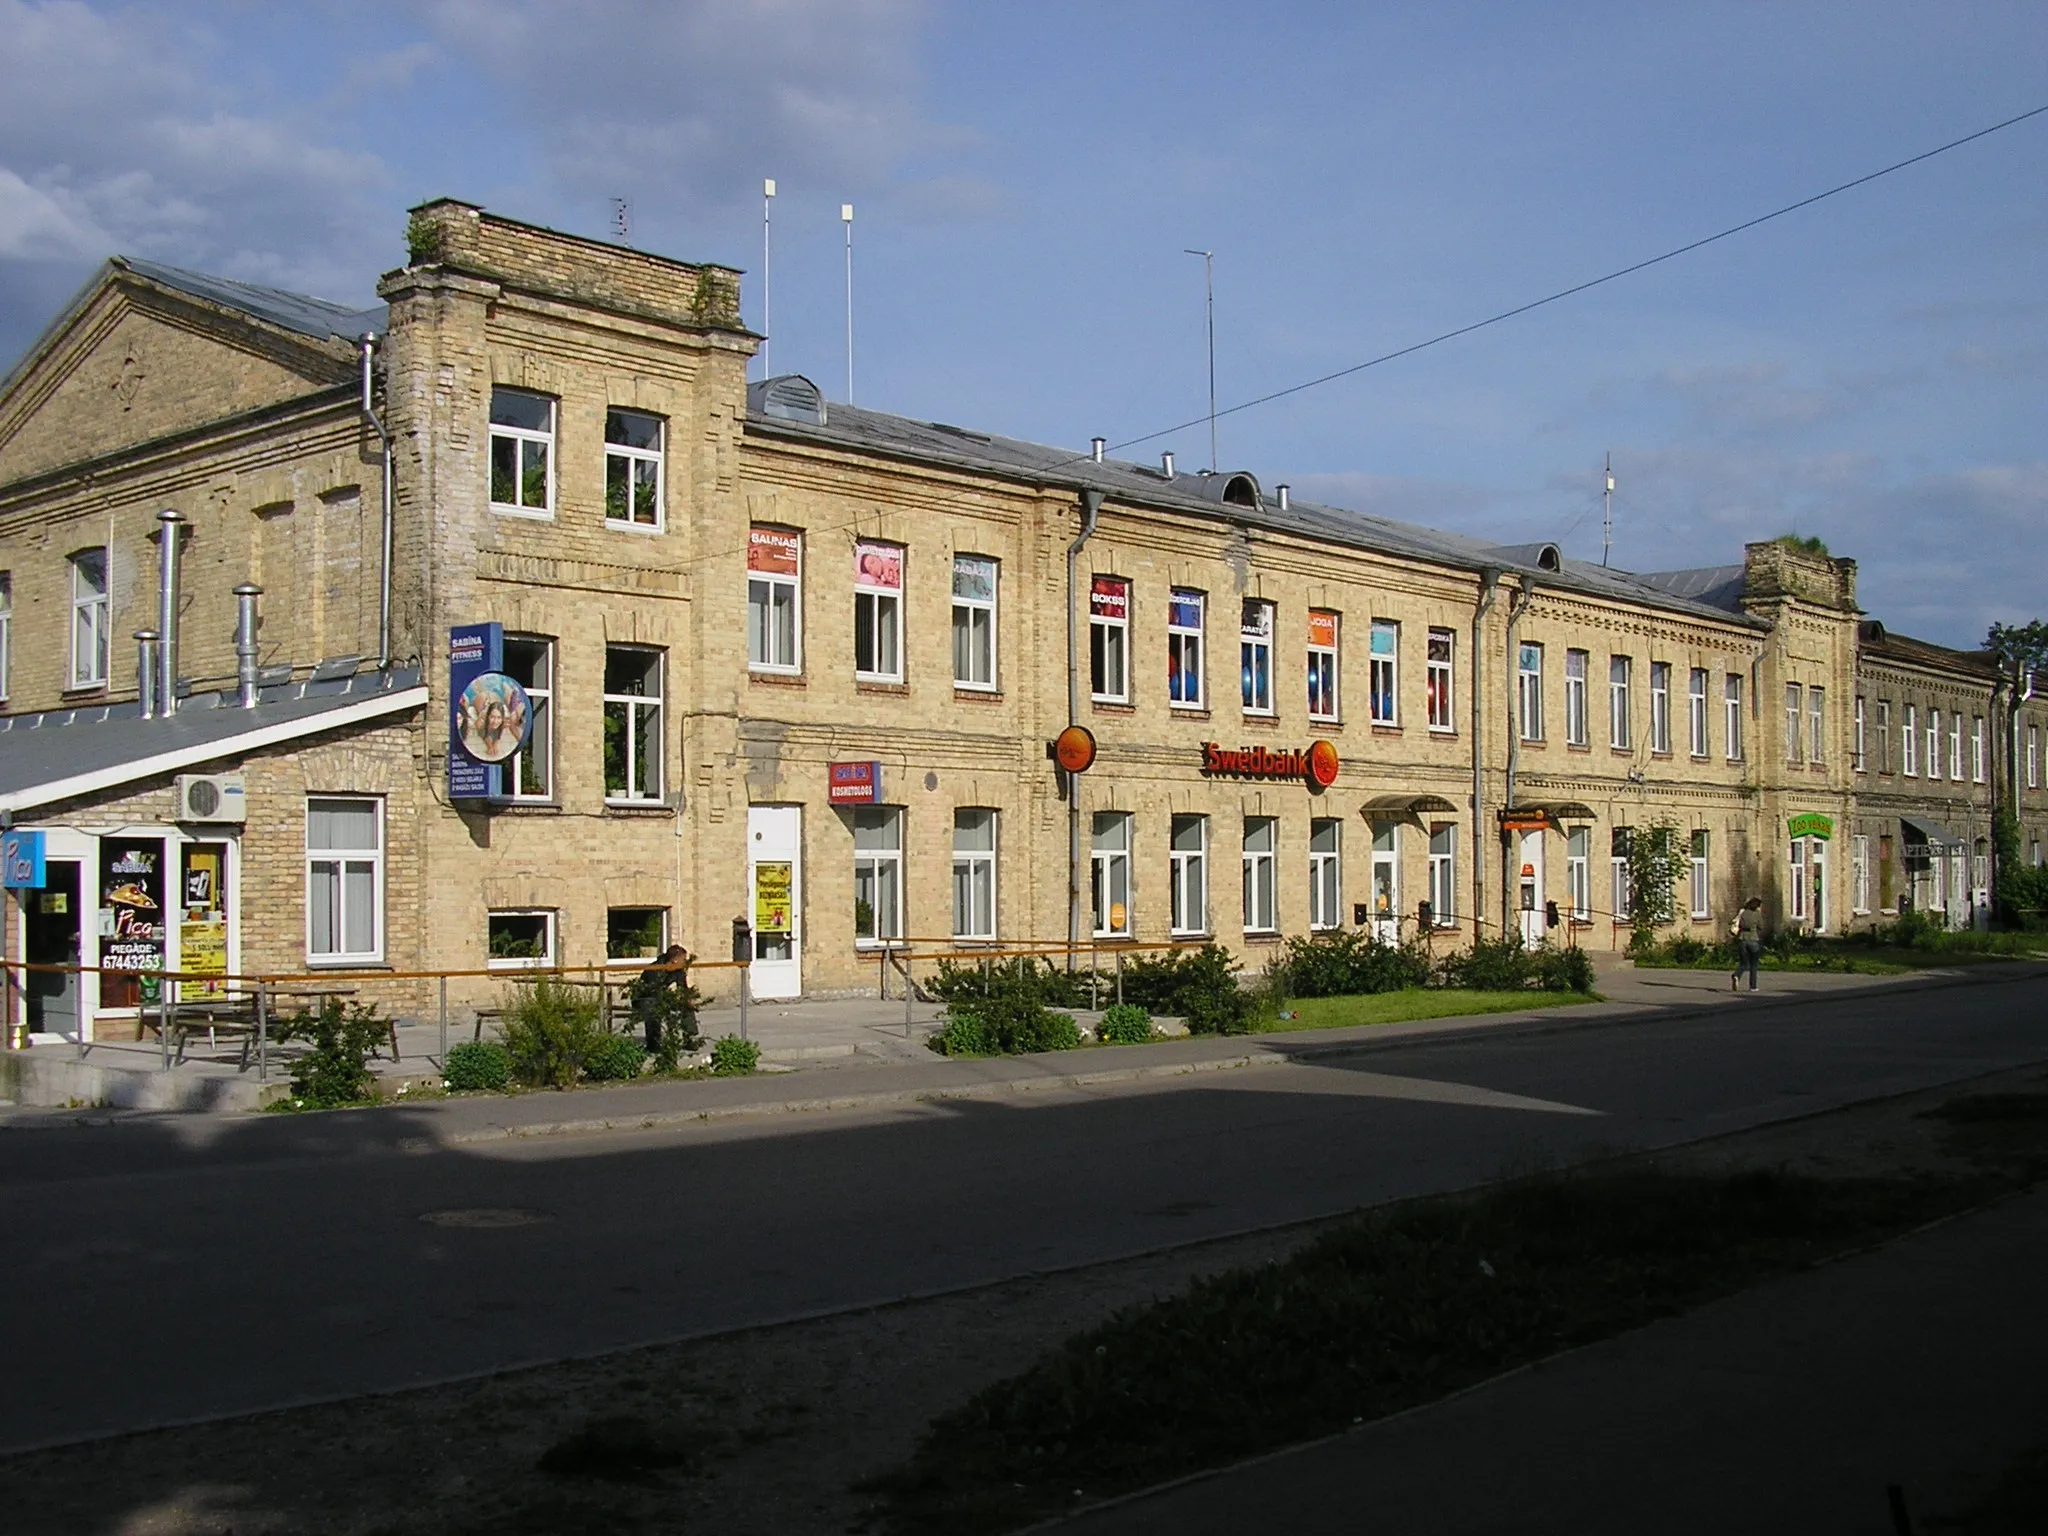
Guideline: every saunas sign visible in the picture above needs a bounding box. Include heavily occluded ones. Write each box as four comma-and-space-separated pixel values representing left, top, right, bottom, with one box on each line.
1200, 740, 1341, 791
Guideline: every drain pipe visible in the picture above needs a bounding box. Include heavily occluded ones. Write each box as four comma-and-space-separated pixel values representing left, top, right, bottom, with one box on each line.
1502, 576, 1536, 938
156, 509, 185, 717
1066, 487, 1103, 965
1470, 568, 1500, 940
133, 630, 159, 719
233, 584, 263, 708
361, 333, 394, 669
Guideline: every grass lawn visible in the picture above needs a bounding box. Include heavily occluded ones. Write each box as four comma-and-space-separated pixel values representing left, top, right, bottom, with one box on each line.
1266, 988, 1595, 1032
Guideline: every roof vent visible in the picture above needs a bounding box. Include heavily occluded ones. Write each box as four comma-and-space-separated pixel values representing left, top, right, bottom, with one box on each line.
748, 374, 827, 426
1223, 472, 1260, 509
1160, 451, 1175, 478
1536, 543, 1562, 572
1276, 483, 1290, 512
1189, 470, 1263, 510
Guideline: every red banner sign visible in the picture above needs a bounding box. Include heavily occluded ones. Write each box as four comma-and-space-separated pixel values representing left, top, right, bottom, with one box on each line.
1201, 740, 1340, 790
827, 760, 882, 804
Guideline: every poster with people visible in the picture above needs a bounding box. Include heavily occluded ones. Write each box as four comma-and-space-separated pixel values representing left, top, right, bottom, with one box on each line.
180, 843, 230, 996
100, 838, 166, 1009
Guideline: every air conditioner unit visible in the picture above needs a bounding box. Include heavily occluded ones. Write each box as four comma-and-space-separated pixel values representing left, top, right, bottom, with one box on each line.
175, 773, 247, 824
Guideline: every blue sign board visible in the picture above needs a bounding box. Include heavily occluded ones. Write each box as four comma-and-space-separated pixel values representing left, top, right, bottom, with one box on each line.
1, 830, 45, 890
448, 623, 505, 799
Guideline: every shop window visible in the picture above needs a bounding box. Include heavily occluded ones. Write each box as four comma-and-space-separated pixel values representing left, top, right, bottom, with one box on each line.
952, 555, 998, 690
1308, 818, 1341, 930
604, 408, 664, 529
1972, 716, 1986, 783
747, 526, 802, 673
1903, 704, 1918, 775
1784, 683, 1803, 763
488, 388, 554, 517
1568, 827, 1591, 922
1168, 589, 1205, 707
1307, 610, 1339, 721
1091, 811, 1132, 937
853, 540, 903, 682
1242, 817, 1277, 934
603, 646, 663, 802
306, 797, 382, 963
853, 807, 904, 944
1170, 814, 1207, 935
1611, 827, 1632, 921
952, 809, 997, 940
1565, 650, 1589, 746
606, 907, 668, 963
1428, 824, 1457, 926
0, 569, 10, 701
1809, 686, 1826, 763
1089, 576, 1129, 702
1518, 643, 1543, 742
1876, 700, 1891, 773
1852, 837, 1871, 915
1649, 662, 1671, 754
1608, 656, 1632, 749
69, 548, 108, 689
1688, 669, 1709, 758
487, 909, 556, 969
1368, 619, 1399, 724
1241, 599, 1275, 715
1724, 674, 1743, 761
502, 635, 553, 799
1689, 829, 1710, 918
1427, 628, 1455, 731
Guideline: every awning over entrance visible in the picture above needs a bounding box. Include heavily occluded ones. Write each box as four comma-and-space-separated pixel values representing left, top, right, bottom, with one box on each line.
1900, 814, 1965, 851
1360, 792, 1460, 822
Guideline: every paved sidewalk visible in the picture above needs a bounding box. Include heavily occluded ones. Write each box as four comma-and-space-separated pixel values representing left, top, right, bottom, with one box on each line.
1057, 1185, 2048, 1535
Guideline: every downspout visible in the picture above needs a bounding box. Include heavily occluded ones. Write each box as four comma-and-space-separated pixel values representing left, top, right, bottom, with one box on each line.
361, 333, 394, 669
1066, 488, 1103, 965
1501, 576, 1536, 938
1470, 568, 1501, 941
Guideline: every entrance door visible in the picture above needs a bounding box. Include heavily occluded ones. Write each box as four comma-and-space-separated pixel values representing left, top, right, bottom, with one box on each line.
24, 861, 83, 1040
747, 805, 802, 1000
1369, 823, 1400, 944
1808, 837, 1828, 934
1517, 830, 1546, 949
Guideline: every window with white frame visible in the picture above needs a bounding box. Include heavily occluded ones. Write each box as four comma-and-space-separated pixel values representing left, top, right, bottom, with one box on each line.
69, 548, 108, 689
1611, 827, 1633, 921
1650, 661, 1671, 753
1785, 683, 1803, 763
1307, 610, 1340, 721
1972, 716, 1985, 783
1609, 656, 1632, 749
952, 554, 998, 690
1427, 628, 1455, 731
747, 526, 801, 672
602, 645, 663, 802
1568, 827, 1591, 922
1369, 619, 1399, 724
1370, 823, 1399, 923
1167, 589, 1205, 707
1950, 711, 1963, 782
1091, 811, 1132, 936
487, 909, 556, 969
1877, 699, 1891, 773
853, 540, 903, 682
1809, 686, 1826, 763
1788, 837, 1807, 922
1170, 814, 1208, 935
1428, 824, 1457, 926
1928, 708, 1942, 781
306, 797, 383, 963
1565, 649, 1589, 746
1689, 668, 1709, 757
488, 388, 554, 516
1089, 577, 1129, 702
1241, 599, 1275, 715
1309, 818, 1341, 929
603, 408, 663, 529
1518, 642, 1543, 741
1689, 829, 1709, 919
1903, 704, 1918, 775
1852, 835, 1871, 914
502, 635, 553, 799
606, 907, 668, 963
1725, 674, 1744, 761
2030, 724, 2040, 789
952, 808, 997, 940
1242, 817, 1277, 933
0, 569, 11, 701
853, 807, 903, 944
1854, 696, 1866, 773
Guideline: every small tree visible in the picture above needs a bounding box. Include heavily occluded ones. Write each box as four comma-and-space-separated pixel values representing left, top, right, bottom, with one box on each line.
1623, 821, 1688, 953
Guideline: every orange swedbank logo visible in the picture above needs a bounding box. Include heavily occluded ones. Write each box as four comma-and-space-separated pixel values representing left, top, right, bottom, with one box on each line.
1201, 740, 1340, 790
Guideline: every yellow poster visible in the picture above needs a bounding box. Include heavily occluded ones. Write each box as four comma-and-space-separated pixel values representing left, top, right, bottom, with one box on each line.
180, 844, 229, 995
754, 861, 792, 935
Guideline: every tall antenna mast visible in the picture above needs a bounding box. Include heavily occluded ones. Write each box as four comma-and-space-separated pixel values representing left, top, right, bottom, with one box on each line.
1184, 248, 1216, 470
761, 178, 775, 378
611, 198, 631, 241
842, 203, 855, 403
1601, 452, 1614, 568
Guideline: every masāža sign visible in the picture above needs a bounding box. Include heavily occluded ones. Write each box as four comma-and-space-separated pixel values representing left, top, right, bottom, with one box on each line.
1201, 740, 1340, 790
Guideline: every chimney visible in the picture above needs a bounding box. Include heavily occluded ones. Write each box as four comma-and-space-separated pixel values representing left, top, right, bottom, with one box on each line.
156, 510, 186, 717
233, 583, 263, 709
133, 630, 159, 719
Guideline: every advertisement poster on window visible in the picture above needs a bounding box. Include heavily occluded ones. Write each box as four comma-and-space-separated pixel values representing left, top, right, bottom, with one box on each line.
853, 540, 902, 591
1089, 576, 1127, 619
179, 843, 230, 996
748, 526, 800, 576
448, 623, 505, 799
754, 861, 793, 935
99, 838, 166, 1009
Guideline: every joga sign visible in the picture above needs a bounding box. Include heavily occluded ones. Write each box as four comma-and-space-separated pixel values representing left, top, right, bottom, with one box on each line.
1200, 740, 1340, 791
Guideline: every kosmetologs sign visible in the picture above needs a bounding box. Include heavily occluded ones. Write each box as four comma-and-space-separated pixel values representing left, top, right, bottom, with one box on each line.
1200, 740, 1340, 790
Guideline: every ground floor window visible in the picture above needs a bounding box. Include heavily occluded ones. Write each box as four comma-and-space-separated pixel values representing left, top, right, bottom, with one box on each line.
1092, 812, 1132, 936
1852, 836, 1871, 915
307, 797, 382, 963
488, 909, 556, 968
1370, 823, 1399, 930
1689, 830, 1710, 919
1428, 824, 1457, 926
854, 807, 903, 944
1170, 814, 1207, 935
1610, 827, 1632, 922
952, 809, 997, 940
1308, 818, 1341, 930
1568, 828, 1591, 922
606, 907, 667, 963
1789, 838, 1808, 922
1243, 817, 1277, 934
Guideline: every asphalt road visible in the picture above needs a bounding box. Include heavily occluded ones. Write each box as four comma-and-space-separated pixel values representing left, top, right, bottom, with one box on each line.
2, 974, 2043, 1453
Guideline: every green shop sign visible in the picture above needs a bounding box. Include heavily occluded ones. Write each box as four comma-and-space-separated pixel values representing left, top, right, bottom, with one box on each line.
1788, 812, 1835, 840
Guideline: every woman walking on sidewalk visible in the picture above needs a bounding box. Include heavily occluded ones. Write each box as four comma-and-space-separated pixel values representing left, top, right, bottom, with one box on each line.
1730, 897, 1765, 992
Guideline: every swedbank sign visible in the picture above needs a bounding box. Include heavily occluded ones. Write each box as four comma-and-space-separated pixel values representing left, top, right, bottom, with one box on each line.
1200, 740, 1341, 791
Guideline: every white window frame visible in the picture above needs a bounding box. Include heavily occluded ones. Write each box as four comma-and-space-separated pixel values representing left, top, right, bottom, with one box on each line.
1649, 661, 1671, 754
853, 540, 904, 683
1785, 682, 1803, 764
952, 554, 999, 692
488, 388, 555, 518
1168, 589, 1206, 709
951, 808, 998, 941
1854, 696, 1866, 773
306, 796, 384, 965
1309, 818, 1342, 930
1368, 619, 1399, 725
1611, 827, 1632, 922
1689, 668, 1709, 758
0, 569, 10, 701
1951, 713, 1963, 782
1689, 829, 1709, 919
1307, 610, 1340, 722
486, 908, 557, 970
1568, 827, 1591, 923
1091, 811, 1132, 937
603, 645, 664, 803
1170, 814, 1208, 936
503, 634, 553, 801
1518, 642, 1544, 742
1928, 708, 1942, 781
1242, 599, 1276, 716
1903, 704, 1918, 776
1608, 655, 1632, 750
1370, 823, 1400, 926
605, 906, 670, 965
1565, 649, 1589, 746
1876, 699, 1891, 774
1789, 837, 1808, 922
747, 526, 802, 674
853, 807, 905, 946
1724, 674, 1744, 761
1090, 577, 1130, 703
2029, 723, 2039, 790
1852, 834, 1871, 915
1427, 627, 1455, 733
1972, 716, 1985, 783
1242, 817, 1278, 934
1428, 823, 1457, 927
1809, 686, 1826, 764
603, 407, 664, 531
69, 548, 109, 690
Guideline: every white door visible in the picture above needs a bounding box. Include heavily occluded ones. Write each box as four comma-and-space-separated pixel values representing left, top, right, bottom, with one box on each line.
747, 805, 802, 1000
1369, 823, 1400, 943
1808, 837, 1828, 934
1517, 830, 1546, 949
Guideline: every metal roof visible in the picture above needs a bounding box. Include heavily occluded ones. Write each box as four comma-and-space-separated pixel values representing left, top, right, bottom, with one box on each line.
115, 257, 386, 344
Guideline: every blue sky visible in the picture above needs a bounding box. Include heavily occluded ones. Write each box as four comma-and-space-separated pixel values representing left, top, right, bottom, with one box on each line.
2, 1, 2043, 647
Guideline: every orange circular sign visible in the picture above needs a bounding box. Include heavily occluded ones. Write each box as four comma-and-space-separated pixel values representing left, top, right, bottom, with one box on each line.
1054, 724, 1098, 774
1306, 739, 1340, 790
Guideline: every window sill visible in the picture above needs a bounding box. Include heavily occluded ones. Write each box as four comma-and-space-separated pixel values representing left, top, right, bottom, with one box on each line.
1309, 717, 1343, 731
856, 680, 910, 696
497, 798, 562, 813
1090, 700, 1135, 715
489, 504, 555, 521
749, 671, 806, 688
1089, 932, 1137, 944
486, 960, 557, 972
1170, 704, 1211, 719
1519, 738, 1546, 749
1242, 931, 1281, 945
1371, 723, 1403, 736
604, 799, 674, 814
605, 519, 665, 535
1239, 713, 1281, 728
62, 684, 109, 700
954, 685, 1002, 702
306, 957, 390, 971
1566, 741, 1591, 752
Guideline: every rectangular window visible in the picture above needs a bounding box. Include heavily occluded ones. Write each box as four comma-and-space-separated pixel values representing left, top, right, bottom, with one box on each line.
1809, 686, 1826, 763
951, 809, 997, 940
853, 807, 904, 944
1951, 713, 1964, 782
488, 388, 554, 516
1876, 700, 1891, 773
1565, 649, 1589, 746
1307, 610, 1340, 721
1852, 835, 1871, 915
1785, 682, 1804, 763
603, 408, 664, 529
0, 569, 10, 700
853, 540, 903, 681
1518, 642, 1543, 742
1649, 661, 1671, 753
487, 909, 556, 969
1789, 838, 1807, 922
306, 797, 383, 963
1170, 814, 1208, 936
1428, 627, 1456, 731
606, 907, 668, 963
1309, 818, 1341, 930
603, 645, 663, 802
1167, 589, 1205, 707
1724, 674, 1744, 761
1242, 818, 1277, 933
1854, 696, 1866, 773
1568, 827, 1591, 922
1972, 716, 1986, 783
747, 526, 801, 672
2029, 724, 2040, 790
1903, 704, 1918, 776
1608, 656, 1632, 749
1928, 708, 1942, 781
1689, 829, 1710, 919
1428, 824, 1457, 926
1241, 599, 1275, 715
502, 636, 553, 799
1689, 668, 1709, 757
69, 548, 108, 689
1369, 619, 1399, 724
1091, 811, 1132, 936
1610, 827, 1632, 921
1089, 576, 1129, 702
952, 555, 998, 689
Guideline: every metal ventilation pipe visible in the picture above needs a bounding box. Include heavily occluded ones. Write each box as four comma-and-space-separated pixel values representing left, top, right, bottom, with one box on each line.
1091, 437, 1106, 463
361, 333, 395, 669
133, 630, 159, 719
156, 509, 186, 717
1277, 483, 1290, 511
1161, 451, 1175, 478
233, 583, 263, 709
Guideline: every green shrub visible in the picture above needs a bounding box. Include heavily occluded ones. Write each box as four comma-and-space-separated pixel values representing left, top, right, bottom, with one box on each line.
1119, 947, 1211, 1013
929, 956, 1094, 1010
1099, 1003, 1153, 1044
1433, 937, 1530, 992
1117, 944, 1256, 1033
581, 1031, 647, 1082
444, 1039, 511, 1092
627, 958, 705, 1073
1279, 930, 1431, 997
501, 976, 605, 1089
1528, 944, 1596, 993
276, 997, 387, 1108
710, 1034, 761, 1076
929, 1012, 994, 1057
924, 958, 1089, 1055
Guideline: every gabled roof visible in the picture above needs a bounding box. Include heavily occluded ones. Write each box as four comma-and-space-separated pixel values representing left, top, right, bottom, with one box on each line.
114, 257, 386, 344
1634, 566, 1749, 613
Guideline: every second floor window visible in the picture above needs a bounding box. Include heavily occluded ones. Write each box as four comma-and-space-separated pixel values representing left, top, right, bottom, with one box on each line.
1565, 649, 1589, 745
1608, 655, 1632, 749
1854, 696, 1866, 772
1307, 610, 1339, 720
952, 555, 998, 690
1649, 662, 1671, 753
1241, 599, 1275, 714
853, 540, 903, 682
1973, 716, 1986, 783
70, 548, 108, 689
1809, 687, 1826, 763
1090, 577, 1129, 701
1877, 699, 1892, 773
1369, 619, 1399, 724
1518, 643, 1543, 741
1725, 674, 1744, 761
502, 635, 553, 799
1903, 704, 1918, 775
604, 408, 664, 529
489, 388, 554, 515
1168, 589, 1205, 707
1689, 668, 1709, 757
1950, 713, 1963, 781
1785, 683, 1803, 762
1928, 708, 1942, 781
748, 526, 801, 672
1427, 628, 1455, 730
2029, 723, 2040, 789
603, 646, 663, 802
